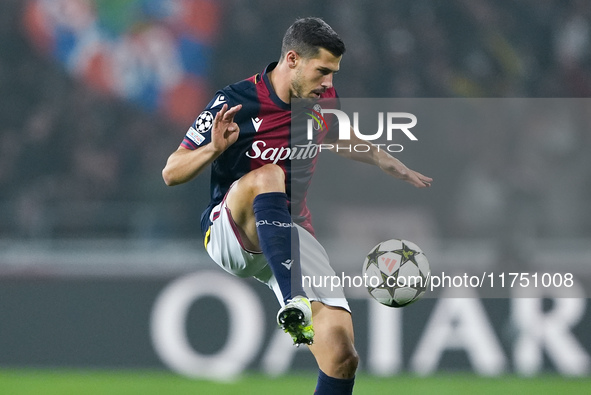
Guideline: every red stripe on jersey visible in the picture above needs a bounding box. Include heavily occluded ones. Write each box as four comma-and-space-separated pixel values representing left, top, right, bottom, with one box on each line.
244, 68, 337, 236
181, 138, 198, 150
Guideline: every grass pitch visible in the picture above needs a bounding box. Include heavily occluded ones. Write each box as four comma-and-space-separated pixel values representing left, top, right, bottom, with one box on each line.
0, 370, 589, 395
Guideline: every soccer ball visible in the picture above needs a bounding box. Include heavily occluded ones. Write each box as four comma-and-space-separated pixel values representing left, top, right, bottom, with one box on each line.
362, 239, 430, 307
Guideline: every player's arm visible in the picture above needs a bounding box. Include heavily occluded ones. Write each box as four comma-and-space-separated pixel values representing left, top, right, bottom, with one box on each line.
162, 104, 242, 186
327, 127, 432, 188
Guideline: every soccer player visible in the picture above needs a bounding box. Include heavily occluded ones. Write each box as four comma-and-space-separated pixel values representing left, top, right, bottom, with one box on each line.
162, 17, 432, 395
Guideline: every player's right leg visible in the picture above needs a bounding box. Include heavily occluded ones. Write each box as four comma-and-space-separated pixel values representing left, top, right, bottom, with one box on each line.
309, 302, 358, 394
221, 164, 313, 344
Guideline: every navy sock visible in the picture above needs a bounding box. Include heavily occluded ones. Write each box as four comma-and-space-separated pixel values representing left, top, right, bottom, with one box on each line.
253, 192, 306, 304
315, 370, 355, 395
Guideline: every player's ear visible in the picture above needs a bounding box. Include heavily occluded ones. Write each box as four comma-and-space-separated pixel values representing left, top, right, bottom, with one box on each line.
285, 50, 299, 69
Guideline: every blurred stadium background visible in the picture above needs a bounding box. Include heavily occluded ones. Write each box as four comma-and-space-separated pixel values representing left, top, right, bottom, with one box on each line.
1, 0, 591, 393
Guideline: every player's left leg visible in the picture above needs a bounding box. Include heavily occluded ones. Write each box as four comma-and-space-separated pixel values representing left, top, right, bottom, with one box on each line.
225, 164, 307, 303
224, 164, 312, 344
308, 302, 358, 394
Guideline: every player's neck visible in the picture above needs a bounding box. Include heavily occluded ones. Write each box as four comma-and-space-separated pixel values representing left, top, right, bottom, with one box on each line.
268, 62, 292, 104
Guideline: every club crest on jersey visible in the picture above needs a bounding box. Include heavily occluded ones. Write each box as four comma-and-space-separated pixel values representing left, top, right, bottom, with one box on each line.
195, 111, 214, 134
305, 104, 328, 132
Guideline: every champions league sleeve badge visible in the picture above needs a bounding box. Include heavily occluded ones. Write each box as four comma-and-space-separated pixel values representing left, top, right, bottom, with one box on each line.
196, 111, 214, 133
186, 110, 213, 146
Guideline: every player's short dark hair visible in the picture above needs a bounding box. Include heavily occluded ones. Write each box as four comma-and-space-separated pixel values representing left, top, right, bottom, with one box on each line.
281, 17, 345, 60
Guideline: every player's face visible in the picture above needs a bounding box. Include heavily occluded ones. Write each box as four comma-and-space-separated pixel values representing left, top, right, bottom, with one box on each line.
291, 48, 341, 99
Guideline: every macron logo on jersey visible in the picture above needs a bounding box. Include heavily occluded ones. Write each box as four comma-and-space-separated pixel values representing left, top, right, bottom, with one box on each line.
211, 95, 226, 108
280, 259, 294, 270
251, 117, 263, 132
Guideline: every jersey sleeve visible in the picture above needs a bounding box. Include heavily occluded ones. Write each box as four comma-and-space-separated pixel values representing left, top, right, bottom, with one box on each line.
180, 91, 232, 150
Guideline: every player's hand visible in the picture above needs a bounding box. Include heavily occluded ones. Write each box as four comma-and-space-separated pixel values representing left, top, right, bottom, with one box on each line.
380, 155, 432, 188
211, 103, 242, 153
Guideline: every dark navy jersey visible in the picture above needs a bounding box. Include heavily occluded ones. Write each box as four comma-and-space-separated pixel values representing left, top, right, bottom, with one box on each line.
180, 62, 338, 237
